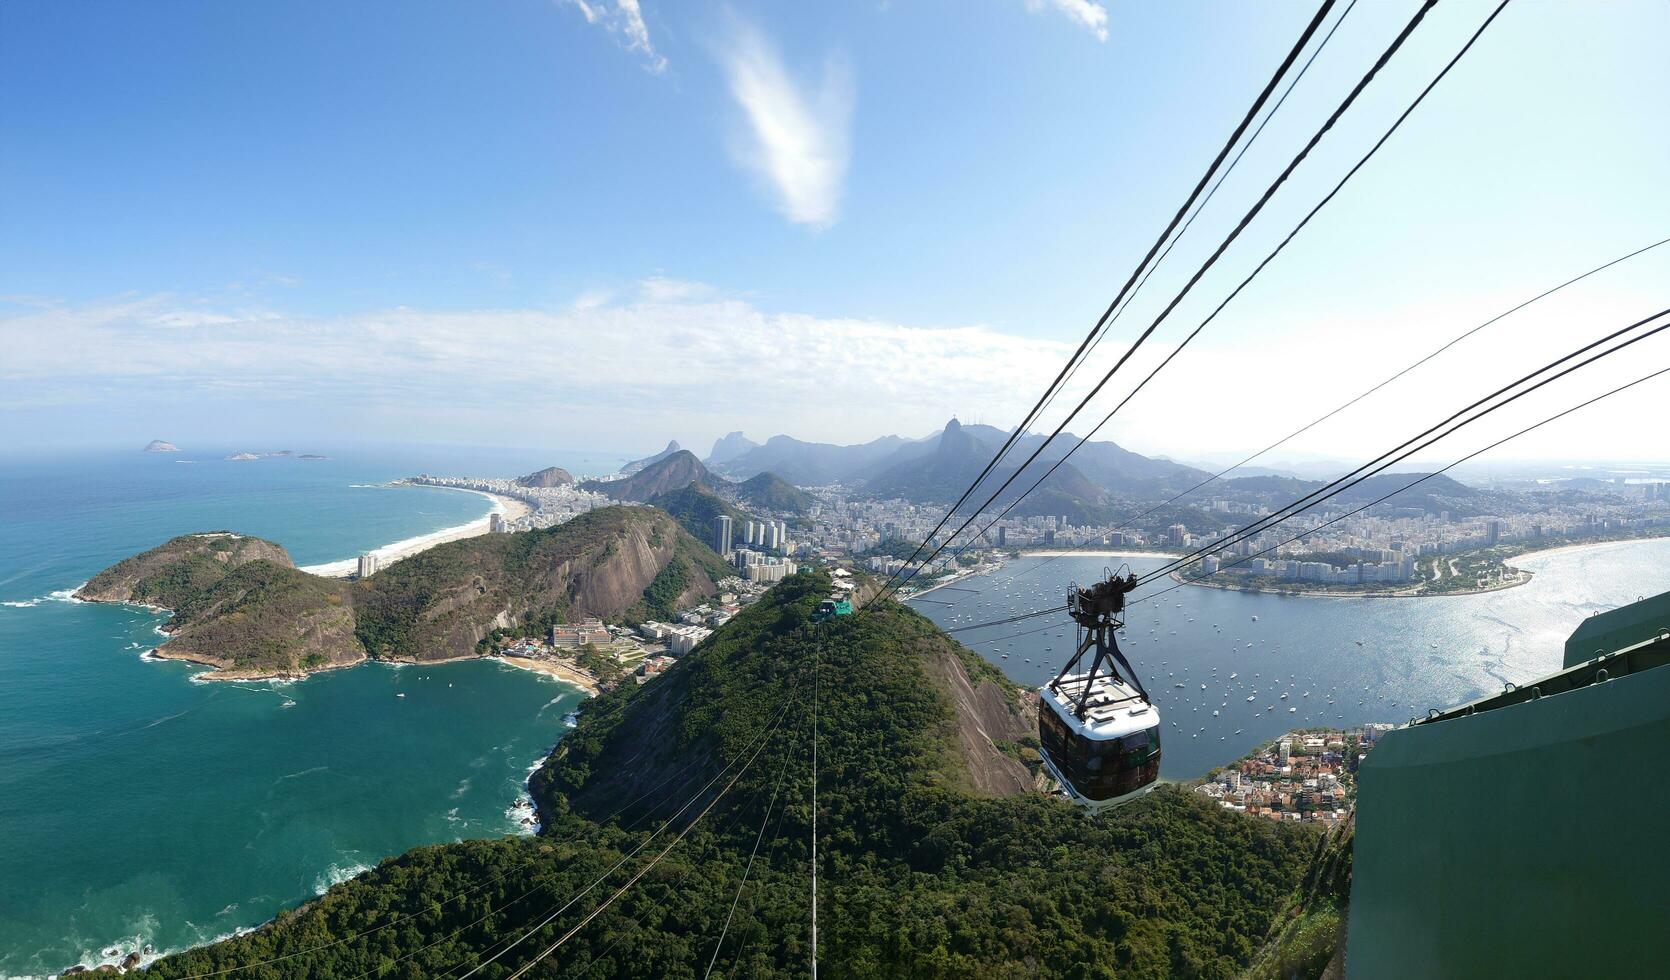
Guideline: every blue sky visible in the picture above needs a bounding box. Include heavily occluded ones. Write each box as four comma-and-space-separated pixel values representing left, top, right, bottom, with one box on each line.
3, 0, 1668, 463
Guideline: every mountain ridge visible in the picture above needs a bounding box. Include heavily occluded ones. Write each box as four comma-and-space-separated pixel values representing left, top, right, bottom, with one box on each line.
75, 508, 727, 678
149, 570, 1324, 978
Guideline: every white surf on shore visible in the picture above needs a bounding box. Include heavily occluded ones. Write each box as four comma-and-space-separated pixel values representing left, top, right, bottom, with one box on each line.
300, 486, 528, 578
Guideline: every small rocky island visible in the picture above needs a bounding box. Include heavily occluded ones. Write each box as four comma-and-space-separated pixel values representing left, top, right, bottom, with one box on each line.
143, 439, 179, 453
76, 508, 727, 680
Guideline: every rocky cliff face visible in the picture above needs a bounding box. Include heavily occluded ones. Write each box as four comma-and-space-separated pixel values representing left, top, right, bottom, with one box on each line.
76, 533, 294, 605
923, 647, 1035, 797
352, 506, 724, 663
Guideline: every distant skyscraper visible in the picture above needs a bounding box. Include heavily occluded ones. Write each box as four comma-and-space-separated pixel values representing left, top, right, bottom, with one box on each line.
713, 514, 733, 555
356, 554, 379, 578
490, 512, 507, 533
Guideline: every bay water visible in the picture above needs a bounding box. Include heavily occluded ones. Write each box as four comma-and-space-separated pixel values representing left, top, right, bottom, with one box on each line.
911, 542, 1670, 781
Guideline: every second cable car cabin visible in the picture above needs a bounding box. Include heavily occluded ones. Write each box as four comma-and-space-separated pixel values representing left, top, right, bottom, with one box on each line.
812, 597, 853, 623
1038, 573, 1162, 811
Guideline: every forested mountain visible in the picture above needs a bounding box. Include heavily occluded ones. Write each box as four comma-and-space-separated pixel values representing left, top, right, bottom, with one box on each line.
354, 507, 729, 660
516, 465, 575, 488
864, 417, 1112, 521
621, 439, 683, 475
591, 451, 813, 523
736, 471, 814, 514
649, 483, 751, 543
75, 533, 362, 677
77, 509, 728, 677
583, 450, 714, 502
149, 571, 1327, 978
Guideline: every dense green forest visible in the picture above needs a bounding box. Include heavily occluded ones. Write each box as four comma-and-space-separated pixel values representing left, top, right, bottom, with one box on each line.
646, 483, 751, 547
735, 471, 815, 514
149, 571, 1327, 978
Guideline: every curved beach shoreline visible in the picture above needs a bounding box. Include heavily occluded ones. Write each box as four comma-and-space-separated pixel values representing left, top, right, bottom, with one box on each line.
300, 486, 532, 577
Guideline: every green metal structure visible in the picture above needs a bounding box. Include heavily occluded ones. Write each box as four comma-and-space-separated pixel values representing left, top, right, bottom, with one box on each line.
1562, 587, 1670, 668
812, 597, 853, 622
1346, 591, 1670, 978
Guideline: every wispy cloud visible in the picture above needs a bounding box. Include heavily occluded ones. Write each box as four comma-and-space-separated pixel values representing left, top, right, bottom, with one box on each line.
1024, 0, 1110, 42
561, 0, 667, 73
716, 18, 853, 229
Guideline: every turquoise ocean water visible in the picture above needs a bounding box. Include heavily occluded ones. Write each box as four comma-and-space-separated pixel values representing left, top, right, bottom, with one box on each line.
4, 445, 1667, 975
0, 446, 624, 978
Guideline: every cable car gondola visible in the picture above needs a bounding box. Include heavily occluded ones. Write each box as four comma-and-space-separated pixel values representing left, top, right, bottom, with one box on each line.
1038, 572, 1161, 811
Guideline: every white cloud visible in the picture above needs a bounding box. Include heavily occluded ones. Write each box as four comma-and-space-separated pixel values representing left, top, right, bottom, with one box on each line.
561, 0, 667, 73
1024, 0, 1110, 41
716, 19, 853, 229
0, 287, 1068, 448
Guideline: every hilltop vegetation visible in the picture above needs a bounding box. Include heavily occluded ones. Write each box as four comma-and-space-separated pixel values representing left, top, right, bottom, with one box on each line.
516, 466, 575, 488
647, 483, 749, 544
149, 571, 1323, 978
77, 532, 293, 607
353, 507, 725, 661
736, 471, 814, 514
78, 508, 724, 677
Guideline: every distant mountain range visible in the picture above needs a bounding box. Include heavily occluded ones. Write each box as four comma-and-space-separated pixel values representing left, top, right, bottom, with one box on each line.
574, 451, 815, 545
620, 440, 683, 475
566, 420, 1502, 529
697, 418, 1218, 523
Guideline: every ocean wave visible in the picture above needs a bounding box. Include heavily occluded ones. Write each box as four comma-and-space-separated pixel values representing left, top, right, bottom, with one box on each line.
313, 861, 373, 895
1, 586, 86, 609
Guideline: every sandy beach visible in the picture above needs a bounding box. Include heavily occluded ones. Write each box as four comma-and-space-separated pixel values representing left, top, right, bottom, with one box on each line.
301, 487, 533, 578
494, 656, 600, 694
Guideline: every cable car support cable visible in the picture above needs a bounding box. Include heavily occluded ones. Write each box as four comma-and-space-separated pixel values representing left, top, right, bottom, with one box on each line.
870, 0, 1457, 608
1130, 361, 1670, 608
923, 0, 1514, 586
866, 0, 1339, 605
990, 233, 1670, 590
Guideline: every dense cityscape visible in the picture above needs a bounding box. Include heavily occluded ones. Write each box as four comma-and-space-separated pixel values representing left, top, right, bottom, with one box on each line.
410, 470, 1670, 598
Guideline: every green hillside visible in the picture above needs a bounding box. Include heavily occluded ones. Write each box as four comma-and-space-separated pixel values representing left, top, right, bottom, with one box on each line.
148, 571, 1321, 978
353, 506, 728, 661
77, 507, 727, 676
648, 482, 750, 545
736, 471, 814, 514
